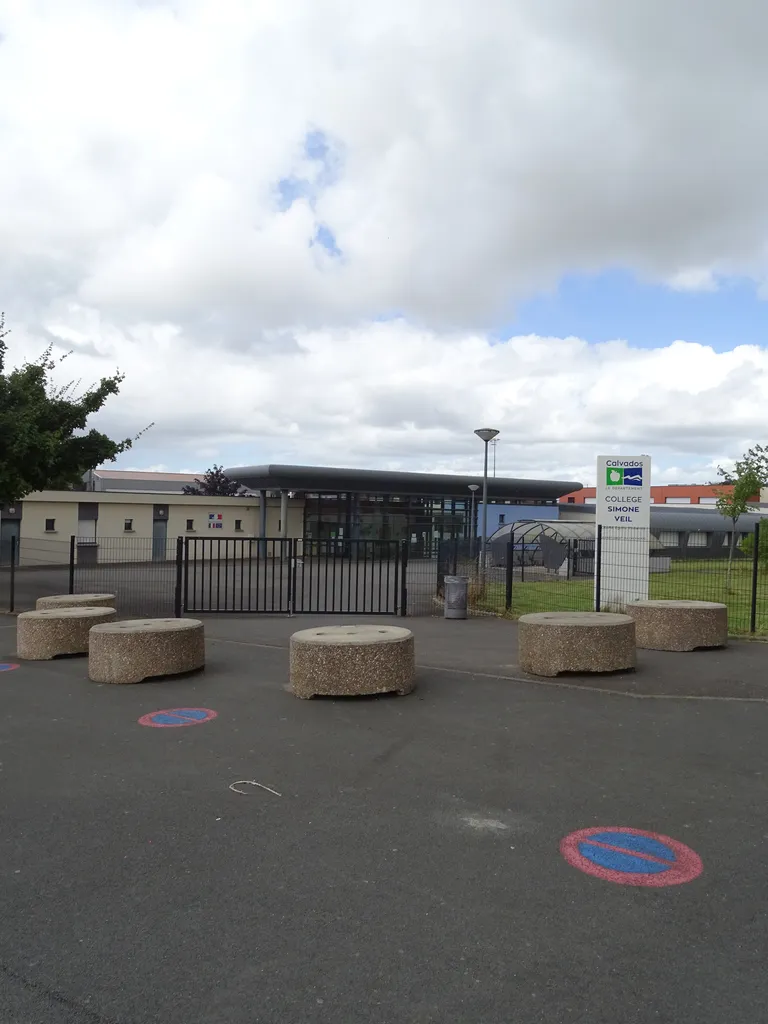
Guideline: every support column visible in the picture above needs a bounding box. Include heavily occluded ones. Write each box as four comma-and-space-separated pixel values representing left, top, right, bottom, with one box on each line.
280, 490, 288, 539
259, 489, 267, 558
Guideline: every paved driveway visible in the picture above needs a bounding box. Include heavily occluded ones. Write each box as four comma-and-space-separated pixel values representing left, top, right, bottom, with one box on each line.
0, 616, 766, 1023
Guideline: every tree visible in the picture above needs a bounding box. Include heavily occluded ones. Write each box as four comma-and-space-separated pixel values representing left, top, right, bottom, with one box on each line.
739, 528, 768, 567
182, 465, 244, 497
715, 453, 764, 589
0, 312, 149, 506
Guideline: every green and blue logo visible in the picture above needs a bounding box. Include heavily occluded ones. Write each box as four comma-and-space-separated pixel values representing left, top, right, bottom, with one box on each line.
606, 467, 643, 487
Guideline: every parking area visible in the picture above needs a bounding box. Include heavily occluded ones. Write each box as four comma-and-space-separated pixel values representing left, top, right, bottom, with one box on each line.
1, 614, 767, 1023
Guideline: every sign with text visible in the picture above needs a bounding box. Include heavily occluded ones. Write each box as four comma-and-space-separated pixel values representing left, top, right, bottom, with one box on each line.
596, 456, 651, 529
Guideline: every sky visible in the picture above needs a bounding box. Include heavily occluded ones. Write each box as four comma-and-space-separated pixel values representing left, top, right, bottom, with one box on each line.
2, 0, 768, 489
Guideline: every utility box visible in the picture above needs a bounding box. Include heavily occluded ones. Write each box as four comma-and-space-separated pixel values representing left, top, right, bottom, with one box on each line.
444, 575, 468, 620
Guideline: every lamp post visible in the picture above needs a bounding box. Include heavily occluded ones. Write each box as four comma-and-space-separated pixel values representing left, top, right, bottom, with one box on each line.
474, 428, 500, 569
468, 484, 479, 559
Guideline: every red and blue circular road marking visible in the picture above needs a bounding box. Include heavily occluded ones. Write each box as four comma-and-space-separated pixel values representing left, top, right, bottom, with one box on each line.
0, 663, 20, 672
138, 708, 217, 728
560, 827, 703, 887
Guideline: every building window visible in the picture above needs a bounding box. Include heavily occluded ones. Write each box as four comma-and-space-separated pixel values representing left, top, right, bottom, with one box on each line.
124, 518, 133, 532
498, 514, 505, 524
45, 518, 56, 532
567, 497, 575, 503
658, 531, 680, 548
686, 532, 708, 548
235, 519, 243, 531
186, 519, 194, 531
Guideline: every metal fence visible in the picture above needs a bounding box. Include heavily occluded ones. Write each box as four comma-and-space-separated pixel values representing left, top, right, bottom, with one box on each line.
494, 522, 768, 635
183, 537, 402, 614
2, 526, 768, 633
0, 536, 71, 614
594, 524, 766, 634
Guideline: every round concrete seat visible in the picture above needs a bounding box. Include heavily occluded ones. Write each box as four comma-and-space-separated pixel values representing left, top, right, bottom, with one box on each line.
88, 618, 205, 684
36, 593, 115, 611
519, 611, 636, 677
17, 607, 117, 661
290, 624, 415, 699
628, 599, 727, 652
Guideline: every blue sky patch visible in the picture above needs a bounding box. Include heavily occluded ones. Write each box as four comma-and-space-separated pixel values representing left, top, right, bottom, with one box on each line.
497, 269, 766, 351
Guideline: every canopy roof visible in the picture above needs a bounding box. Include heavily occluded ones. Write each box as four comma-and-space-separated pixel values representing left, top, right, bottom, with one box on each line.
225, 464, 581, 501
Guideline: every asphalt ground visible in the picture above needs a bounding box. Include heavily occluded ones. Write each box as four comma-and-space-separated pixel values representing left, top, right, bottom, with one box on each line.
1, 615, 767, 1023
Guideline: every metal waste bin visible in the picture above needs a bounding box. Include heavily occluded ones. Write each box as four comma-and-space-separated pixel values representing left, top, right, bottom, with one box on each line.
444, 575, 468, 619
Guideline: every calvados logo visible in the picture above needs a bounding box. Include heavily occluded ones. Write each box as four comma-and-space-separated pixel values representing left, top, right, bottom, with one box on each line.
606, 467, 643, 487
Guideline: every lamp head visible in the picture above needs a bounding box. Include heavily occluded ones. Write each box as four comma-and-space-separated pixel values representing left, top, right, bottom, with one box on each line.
474, 428, 499, 444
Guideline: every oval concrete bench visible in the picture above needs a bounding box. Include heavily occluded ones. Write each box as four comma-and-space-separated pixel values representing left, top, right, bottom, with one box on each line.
290, 624, 416, 699
36, 593, 115, 611
627, 599, 727, 651
17, 607, 117, 660
519, 611, 636, 677
88, 618, 205, 684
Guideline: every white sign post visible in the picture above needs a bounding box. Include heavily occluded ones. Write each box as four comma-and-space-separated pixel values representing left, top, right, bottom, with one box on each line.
595, 455, 652, 611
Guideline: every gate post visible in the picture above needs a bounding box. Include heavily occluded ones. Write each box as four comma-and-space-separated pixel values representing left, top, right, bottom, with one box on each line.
288, 538, 294, 615
174, 536, 184, 617
399, 540, 408, 616
505, 540, 513, 612
9, 535, 16, 613
68, 535, 76, 594
595, 525, 603, 612
750, 520, 760, 634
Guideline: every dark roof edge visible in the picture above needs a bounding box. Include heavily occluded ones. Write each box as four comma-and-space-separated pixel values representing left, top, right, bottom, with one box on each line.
224, 463, 582, 499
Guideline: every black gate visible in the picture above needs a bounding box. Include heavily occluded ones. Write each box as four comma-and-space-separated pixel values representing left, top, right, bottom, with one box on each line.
183, 537, 292, 613
182, 537, 402, 614
292, 539, 400, 614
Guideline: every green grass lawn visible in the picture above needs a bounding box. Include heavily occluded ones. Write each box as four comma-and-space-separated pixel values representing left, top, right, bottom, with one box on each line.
472, 561, 768, 635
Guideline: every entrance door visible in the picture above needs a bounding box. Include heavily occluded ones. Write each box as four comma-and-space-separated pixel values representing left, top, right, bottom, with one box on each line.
0, 519, 20, 564
152, 518, 168, 561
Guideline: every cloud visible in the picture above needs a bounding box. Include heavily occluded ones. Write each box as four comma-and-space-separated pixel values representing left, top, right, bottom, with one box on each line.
6, 315, 768, 486
2, 0, 768, 481
4, 0, 768, 327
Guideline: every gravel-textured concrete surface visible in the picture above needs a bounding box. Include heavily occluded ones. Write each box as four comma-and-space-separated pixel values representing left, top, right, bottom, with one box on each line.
518, 610, 636, 676
88, 618, 205, 684
290, 624, 415, 698
628, 599, 728, 651
1, 615, 768, 1024
36, 593, 116, 611
15, 606, 117, 661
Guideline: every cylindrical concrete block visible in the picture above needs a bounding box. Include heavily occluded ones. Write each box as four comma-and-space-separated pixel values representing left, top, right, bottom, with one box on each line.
88, 618, 205, 684
519, 611, 636, 677
290, 624, 415, 699
17, 607, 117, 660
36, 593, 115, 611
444, 575, 469, 619
627, 600, 727, 651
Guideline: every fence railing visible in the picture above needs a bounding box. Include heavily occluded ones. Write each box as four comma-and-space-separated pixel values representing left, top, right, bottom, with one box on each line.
491, 522, 767, 635
2, 527, 768, 633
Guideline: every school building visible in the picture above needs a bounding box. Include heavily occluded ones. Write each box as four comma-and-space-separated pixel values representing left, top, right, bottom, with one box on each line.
1, 464, 581, 565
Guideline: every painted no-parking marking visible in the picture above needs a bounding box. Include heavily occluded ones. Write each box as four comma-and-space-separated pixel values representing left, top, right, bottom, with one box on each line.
138, 708, 218, 728
560, 826, 703, 887
0, 663, 20, 672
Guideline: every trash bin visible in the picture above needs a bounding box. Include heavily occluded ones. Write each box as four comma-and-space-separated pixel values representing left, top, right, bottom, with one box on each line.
444, 575, 468, 620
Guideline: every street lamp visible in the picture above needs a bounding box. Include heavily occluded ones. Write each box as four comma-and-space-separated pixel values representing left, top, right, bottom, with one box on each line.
468, 484, 479, 559
474, 428, 500, 568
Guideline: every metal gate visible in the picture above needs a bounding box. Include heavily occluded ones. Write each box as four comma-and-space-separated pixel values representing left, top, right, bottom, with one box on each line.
183, 538, 293, 613
182, 537, 402, 614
